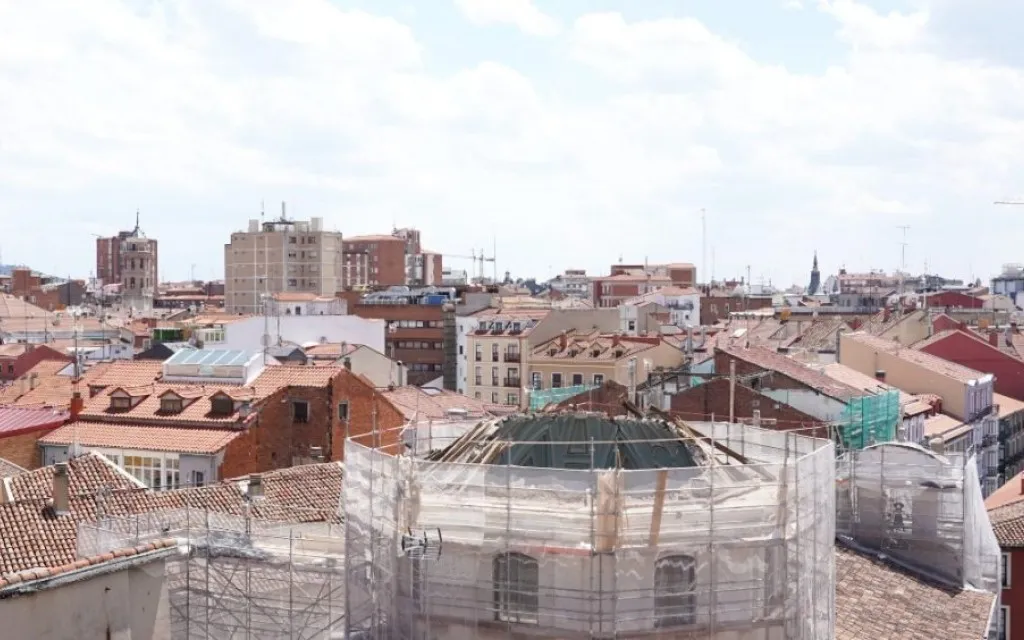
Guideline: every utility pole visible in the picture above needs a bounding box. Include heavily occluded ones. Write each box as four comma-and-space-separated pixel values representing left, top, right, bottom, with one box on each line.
897, 225, 910, 308
729, 359, 736, 424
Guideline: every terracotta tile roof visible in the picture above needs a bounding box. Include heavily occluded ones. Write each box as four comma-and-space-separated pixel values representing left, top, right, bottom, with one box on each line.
5, 452, 144, 502
381, 386, 498, 420
76, 361, 345, 426
0, 359, 75, 408
0, 538, 178, 592
532, 330, 669, 361
38, 422, 243, 455
472, 308, 550, 336
814, 363, 913, 406
985, 471, 1024, 512
995, 393, 1024, 417
0, 406, 67, 437
835, 544, 996, 640
847, 332, 986, 383
923, 414, 970, 441
304, 342, 361, 359
718, 345, 863, 401
0, 344, 28, 357
0, 455, 344, 575
0, 457, 25, 478
790, 317, 848, 351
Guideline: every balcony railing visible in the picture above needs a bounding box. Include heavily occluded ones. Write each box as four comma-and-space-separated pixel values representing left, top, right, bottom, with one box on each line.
504, 351, 521, 363
491, 353, 500, 362
504, 378, 520, 388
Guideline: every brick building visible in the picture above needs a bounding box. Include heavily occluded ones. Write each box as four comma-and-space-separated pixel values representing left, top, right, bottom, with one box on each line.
8, 268, 86, 311
700, 292, 775, 325
342, 228, 443, 288
986, 477, 1024, 639
0, 406, 69, 469
37, 353, 405, 487
591, 262, 696, 308
347, 297, 447, 386
669, 377, 828, 437
0, 344, 71, 381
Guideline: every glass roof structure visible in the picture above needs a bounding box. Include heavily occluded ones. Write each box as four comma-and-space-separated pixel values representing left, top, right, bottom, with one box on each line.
164, 349, 255, 367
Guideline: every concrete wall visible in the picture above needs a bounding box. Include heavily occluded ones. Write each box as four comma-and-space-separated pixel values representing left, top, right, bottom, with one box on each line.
839, 334, 968, 419
341, 346, 407, 388
223, 316, 385, 354
1, 559, 171, 640
455, 315, 481, 395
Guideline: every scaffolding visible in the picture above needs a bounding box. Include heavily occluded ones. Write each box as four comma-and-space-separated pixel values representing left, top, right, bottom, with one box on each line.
344, 419, 836, 639
837, 390, 901, 450
77, 505, 346, 639
528, 384, 596, 411
835, 442, 1001, 594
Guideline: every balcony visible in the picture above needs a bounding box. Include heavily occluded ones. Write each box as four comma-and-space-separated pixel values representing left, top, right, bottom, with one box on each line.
504, 351, 521, 363
504, 378, 521, 388
491, 353, 500, 362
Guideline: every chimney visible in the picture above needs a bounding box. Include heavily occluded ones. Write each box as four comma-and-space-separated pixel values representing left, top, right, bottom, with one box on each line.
559, 331, 568, 351
875, 369, 886, 382
990, 330, 999, 347
958, 321, 967, 331
18, 375, 26, 396
53, 462, 70, 516
883, 308, 891, 322
70, 391, 84, 421
29, 372, 38, 390
247, 474, 264, 501
342, 357, 352, 370
611, 333, 621, 348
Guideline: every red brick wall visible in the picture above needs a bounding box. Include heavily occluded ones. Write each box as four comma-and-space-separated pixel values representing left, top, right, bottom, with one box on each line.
1003, 549, 1024, 640
669, 377, 827, 438
218, 371, 406, 480
351, 303, 444, 385
0, 428, 58, 469
428, 253, 443, 285
919, 331, 1024, 401
925, 291, 984, 309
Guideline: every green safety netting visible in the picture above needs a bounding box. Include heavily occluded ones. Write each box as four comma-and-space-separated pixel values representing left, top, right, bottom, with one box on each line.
528, 384, 596, 411
838, 389, 901, 450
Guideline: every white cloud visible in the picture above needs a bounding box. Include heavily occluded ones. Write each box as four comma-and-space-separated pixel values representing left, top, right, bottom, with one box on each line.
0, 0, 1022, 285
454, 0, 560, 37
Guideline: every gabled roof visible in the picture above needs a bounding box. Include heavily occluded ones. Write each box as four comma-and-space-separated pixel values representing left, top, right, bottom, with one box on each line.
38, 422, 243, 455
718, 345, 863, 402
381, 386, 501, 420
845, 332, 986, 383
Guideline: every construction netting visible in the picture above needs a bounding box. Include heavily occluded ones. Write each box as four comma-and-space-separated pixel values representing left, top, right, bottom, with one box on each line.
78, 506, 346, 640
528, 384, 595, 411
835, 443, 1001, 594
837, 390, 901, 450
344, 421, 836, 639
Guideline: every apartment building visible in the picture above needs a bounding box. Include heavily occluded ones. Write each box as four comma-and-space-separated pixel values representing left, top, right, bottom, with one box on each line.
547, 269, 592, 299
341, 228, 443, 288
224, 211, 344, 314
95, 215, 160, 307
464, 307, 618, 406
591, 262, 696, 308
840, 331, 1001, 495
528, 330, 686, 392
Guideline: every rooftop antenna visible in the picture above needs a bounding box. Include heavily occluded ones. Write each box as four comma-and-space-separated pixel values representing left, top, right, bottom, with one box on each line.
260, 199, 265, 223
897, 225, 910, 306
701, 208, 707, 287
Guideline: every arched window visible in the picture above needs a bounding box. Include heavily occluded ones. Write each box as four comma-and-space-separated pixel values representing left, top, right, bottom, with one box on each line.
655, 554, 696, 627
493, 552, 539, 624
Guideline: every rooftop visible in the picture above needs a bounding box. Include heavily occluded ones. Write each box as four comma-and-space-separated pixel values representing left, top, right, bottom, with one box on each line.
0, 406, 68, 437
845, 332, 987, 383
38, 422, 243, 455
381, 386, 500, 420
718, 344, 863, 402
834, 543, 996, 640
427, 413, 704, 470
532, 330, 666, 361
814, 362, 914, 406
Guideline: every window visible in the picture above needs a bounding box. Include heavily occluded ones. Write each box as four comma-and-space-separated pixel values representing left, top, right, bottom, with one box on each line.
165, 458, 180, 490
1000, 606, 1010, 640
531, 372, 542, 390
338, 401, 350, 421
507, 394, 518, 406
110, 395, 131, 410
593, 374, 604, 386
475, 366, 482, 386
160, 396, 183, 413
124, 455, 163, 489
654, 554, 696, 628
491, 366, 499, 387
292, 400, 310, 423
211, 396, 234, 415
571, 373, 583, 386
493, 552, 539, 624
492, 344, 499, 361
1003, 553, 1011, 588
474, 392, 481, 399
475, 344, 482, 362
627, 320, 636, 332
551, 373, 563, 389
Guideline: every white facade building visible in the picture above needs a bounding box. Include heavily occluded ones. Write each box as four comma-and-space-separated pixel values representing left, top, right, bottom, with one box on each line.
455, 314, 481, 394
202, 315, 386, 354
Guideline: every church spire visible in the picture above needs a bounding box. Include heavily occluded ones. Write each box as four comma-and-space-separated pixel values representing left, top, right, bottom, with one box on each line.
812, 250, 819, 271
808, 251, 821, 295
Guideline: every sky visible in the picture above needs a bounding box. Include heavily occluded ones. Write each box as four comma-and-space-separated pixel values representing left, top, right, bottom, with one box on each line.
2, 0, 1024, 288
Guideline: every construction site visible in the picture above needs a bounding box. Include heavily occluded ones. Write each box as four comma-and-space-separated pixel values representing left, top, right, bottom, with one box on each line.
69, 406, 1001, 639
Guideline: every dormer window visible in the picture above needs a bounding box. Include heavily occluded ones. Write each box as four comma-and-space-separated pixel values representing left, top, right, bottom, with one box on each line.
160, 395, 183, 413
211, 395, 235, 415
110, 395, 131, 410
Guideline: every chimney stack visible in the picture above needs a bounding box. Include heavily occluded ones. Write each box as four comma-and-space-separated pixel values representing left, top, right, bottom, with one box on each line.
990, 330, 999, 347
874, 369, 886, 382
53, 462, 70, 516
342, 357, 352, 370
70, 391, 84, 422
611, 333, 621, 348
559, 331, 568, 351
247, 474, 264, 501
29, 372, 38, 390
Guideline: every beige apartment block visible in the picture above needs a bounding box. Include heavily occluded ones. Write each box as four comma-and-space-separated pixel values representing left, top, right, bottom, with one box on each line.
224, 210, 344, 314
465, 307, 618, 407
528, 330, 687, 391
